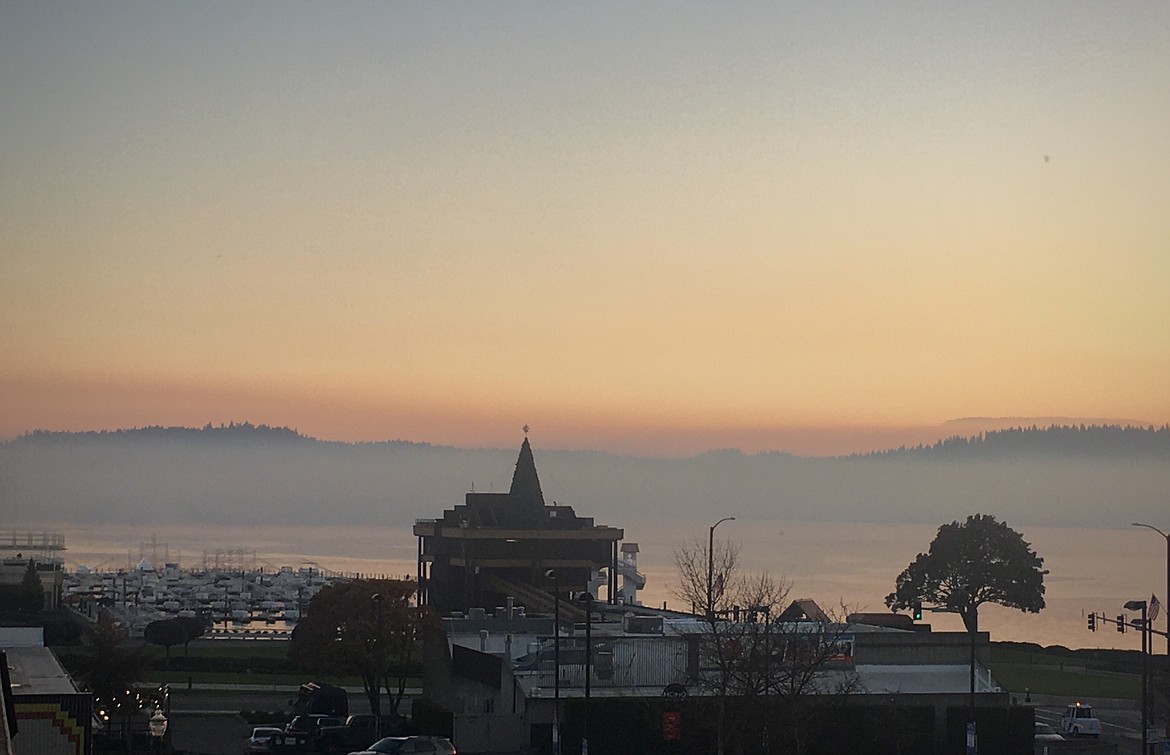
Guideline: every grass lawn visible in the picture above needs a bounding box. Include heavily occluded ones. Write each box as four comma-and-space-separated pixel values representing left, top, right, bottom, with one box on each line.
991, 662, 1140, 699
988, 643, 1147, 699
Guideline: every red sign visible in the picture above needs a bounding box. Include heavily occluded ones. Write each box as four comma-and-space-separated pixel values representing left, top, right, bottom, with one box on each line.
662, 711, 682, 741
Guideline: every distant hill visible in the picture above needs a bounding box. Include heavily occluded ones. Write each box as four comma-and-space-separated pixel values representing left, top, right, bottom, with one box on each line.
13, 422, 317, 445
1, 423, 1166, 530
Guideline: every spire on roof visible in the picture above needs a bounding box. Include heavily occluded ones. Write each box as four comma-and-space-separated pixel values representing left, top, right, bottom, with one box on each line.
509, 436, 546, 509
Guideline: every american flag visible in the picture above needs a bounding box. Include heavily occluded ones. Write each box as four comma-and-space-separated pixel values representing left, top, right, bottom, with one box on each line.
1150, 594, 1161, 623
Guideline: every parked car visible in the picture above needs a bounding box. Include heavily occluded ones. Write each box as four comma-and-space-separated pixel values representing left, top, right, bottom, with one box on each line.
288, 715, 345, 736
348, 736, 457, 755
318, 714, 409, 755
246, 727, 285, 754
268, 731, 315, 755
1034, 722, 1064, 742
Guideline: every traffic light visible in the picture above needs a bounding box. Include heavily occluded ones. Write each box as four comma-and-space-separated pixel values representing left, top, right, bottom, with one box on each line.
912, 601, 923, 621
1087, 613, 1096, 632
1116, 614, 1126, 633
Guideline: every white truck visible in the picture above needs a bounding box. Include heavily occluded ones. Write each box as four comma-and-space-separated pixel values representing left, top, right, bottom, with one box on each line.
1059, 701, 1101, 737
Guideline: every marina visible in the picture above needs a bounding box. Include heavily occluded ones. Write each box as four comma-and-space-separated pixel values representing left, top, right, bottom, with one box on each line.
62, 559, 326, 639
1, 528, 383, 639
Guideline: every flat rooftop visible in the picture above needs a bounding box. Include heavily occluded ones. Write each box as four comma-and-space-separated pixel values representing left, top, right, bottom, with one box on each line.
2, 645, 81, 696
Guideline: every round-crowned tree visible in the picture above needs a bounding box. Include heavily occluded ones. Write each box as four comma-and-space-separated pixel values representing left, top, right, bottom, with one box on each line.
886, 513, 1047, 632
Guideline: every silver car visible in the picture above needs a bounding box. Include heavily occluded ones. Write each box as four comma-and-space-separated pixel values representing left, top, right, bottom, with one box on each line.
245, 726, 285, 754
348, 736, 457, 755
1034, 722, 1064, 742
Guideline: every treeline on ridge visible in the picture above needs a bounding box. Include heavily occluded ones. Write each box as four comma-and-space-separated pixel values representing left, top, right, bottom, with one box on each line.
862, 424, 1170, 460
9, 422, 438, 449
9, 421, 1170, 461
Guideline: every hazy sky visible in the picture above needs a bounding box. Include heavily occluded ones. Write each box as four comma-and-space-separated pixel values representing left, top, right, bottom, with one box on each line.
3, 2, 1168, 455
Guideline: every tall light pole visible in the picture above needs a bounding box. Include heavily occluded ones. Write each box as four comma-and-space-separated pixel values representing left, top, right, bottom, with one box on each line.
1125, 599, 1150, 754
707, 517, 735, 619
578, 591, 593, 755
1132, 522, 1168, 739
968, 607, 977, 755
545, 570, 560, 755
371, 592, 384, 739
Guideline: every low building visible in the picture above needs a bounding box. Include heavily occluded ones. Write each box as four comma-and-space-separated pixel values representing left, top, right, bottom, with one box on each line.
424, 600, 1020, 754
0, 627, 92, 755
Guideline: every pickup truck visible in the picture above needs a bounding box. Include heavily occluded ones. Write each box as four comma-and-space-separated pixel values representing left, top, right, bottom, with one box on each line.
316, 715, 407, 755
1059, 701, 1101, 737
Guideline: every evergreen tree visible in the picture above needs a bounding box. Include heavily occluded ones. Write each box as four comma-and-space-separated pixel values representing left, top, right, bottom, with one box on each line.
18, 559, 45, 613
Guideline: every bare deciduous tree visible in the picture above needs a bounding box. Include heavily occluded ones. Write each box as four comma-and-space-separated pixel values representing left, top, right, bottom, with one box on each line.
673, 534, 860, 754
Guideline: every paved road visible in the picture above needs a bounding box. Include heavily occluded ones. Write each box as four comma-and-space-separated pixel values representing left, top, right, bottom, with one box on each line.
164, 688, 415, 755
169, 713, 256, 755
1033, 694, 1167, 755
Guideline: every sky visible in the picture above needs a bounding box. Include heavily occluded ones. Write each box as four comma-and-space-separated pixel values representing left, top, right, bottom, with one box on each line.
2, 2, 1168, 456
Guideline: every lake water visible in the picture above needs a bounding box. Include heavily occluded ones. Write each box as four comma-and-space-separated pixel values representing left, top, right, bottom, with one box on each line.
19, 517, 1166, 652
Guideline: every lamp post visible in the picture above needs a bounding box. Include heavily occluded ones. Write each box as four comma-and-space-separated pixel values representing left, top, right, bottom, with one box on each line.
1125, 599, 1150, 754
372, 592, 384, 740
147, 708, 168, 754
545, 570, 561, 755
578, 591, 593, 755
968, 608, 978, 755
707, 517, 735, 619
1132, 522, 1169, 739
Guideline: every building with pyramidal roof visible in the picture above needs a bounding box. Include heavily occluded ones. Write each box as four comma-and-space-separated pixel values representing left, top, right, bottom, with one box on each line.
413, 437, 625, 615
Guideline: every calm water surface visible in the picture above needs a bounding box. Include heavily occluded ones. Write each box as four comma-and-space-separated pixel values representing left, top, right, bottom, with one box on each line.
23, 517, 1165, 651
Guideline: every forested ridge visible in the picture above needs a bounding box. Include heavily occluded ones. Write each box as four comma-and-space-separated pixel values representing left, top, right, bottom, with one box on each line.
9, 422, 434, 449
10, 421, 1167, 460
862, 424, 1169, 460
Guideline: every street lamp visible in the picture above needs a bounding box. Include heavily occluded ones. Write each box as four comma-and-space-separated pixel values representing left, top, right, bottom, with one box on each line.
578, 591, 593, 755
372, 593, 384, 739
544, 570, 561, 755
1132, 522, 1169, 739
1124, 599, 1150, 754
148, 707, 168, 754
707, 517, 735, 619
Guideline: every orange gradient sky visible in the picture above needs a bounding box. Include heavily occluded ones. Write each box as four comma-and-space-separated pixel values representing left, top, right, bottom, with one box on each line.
2, 3, 1168, 455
